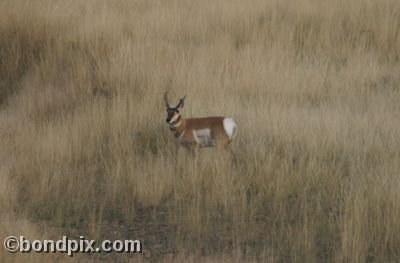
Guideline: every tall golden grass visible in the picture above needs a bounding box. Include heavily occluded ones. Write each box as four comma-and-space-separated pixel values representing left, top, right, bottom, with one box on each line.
1, 0, 400, 261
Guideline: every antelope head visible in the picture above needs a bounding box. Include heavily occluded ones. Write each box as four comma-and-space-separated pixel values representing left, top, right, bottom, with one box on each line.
164, 91, 186, 128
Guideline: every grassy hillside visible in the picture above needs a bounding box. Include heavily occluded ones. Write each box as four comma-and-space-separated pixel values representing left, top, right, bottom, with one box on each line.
1, 0, 400, 261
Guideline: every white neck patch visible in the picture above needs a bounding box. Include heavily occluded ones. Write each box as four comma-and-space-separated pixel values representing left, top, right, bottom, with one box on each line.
169, 120, 181, 128
168, 113, 181, 128
169, 113, 179, 123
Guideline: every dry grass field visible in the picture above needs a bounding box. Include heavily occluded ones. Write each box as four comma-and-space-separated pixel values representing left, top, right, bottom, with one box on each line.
1, 0, 400, 261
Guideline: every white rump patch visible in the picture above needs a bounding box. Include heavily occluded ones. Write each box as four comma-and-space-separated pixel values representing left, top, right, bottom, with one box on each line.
193, 129, 212, 146
223, 118, 237, 140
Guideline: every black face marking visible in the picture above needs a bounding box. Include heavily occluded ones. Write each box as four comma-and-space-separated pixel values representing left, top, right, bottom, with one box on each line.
166, 108, 179, 123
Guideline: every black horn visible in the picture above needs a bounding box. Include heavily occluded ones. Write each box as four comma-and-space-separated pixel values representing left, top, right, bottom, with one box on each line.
176, 95, 186, 109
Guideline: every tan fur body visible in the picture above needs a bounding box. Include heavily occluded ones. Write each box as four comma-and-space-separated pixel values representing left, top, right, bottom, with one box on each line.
171, 116, 233, 147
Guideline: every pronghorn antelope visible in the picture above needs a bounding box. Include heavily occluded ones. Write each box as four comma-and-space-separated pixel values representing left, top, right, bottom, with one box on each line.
164, 92, 237, 157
